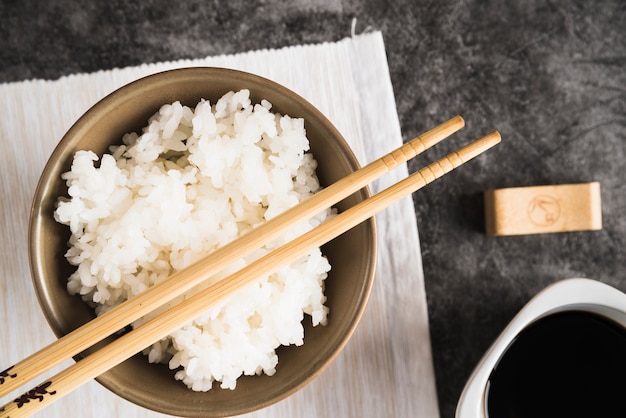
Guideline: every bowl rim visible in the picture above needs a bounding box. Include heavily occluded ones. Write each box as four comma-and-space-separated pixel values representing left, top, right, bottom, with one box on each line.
28, 67, 378, 416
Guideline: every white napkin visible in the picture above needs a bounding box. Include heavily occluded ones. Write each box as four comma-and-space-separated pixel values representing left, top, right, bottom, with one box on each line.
0, 31, 438, 417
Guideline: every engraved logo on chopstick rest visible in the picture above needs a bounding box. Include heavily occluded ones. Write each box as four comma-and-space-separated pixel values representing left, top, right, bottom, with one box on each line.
13, 381, 57, 408
527, 194, 560, 227
0, 367, 17, 385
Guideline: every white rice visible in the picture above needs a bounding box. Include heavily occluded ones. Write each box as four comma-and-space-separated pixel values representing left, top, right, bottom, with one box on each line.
54, 89, 333, 391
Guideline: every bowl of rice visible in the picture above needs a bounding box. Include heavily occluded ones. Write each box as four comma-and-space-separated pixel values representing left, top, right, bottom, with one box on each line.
29, 67, 376, 417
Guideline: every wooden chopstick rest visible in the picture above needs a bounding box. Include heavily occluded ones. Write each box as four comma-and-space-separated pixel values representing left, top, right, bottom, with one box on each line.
484, 182, 602, 236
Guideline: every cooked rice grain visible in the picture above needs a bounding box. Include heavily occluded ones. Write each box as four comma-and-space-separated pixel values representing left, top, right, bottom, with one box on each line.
55, 89, 332, 391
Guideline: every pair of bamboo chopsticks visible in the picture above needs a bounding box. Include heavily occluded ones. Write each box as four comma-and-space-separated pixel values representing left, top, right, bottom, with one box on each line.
0, 116, 500, 417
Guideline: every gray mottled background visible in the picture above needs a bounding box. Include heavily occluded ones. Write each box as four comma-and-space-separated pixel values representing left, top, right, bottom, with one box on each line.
1, 1, 624, 417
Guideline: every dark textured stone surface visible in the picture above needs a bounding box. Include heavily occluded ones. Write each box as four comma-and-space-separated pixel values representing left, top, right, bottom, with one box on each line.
1, 1, 624, 416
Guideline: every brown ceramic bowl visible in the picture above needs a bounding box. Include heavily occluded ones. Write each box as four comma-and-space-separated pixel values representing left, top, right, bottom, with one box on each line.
29, 67, 377, 417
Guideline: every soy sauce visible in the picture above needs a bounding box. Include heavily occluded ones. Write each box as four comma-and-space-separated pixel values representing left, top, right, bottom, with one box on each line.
486, 311, 626, 418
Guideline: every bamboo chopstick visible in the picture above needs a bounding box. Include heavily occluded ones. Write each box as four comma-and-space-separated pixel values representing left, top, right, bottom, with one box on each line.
0, 130, 501, 418
0, 116, 465, 399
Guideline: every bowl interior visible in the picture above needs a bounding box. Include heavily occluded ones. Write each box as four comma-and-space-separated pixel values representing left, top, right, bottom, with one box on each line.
29, 68, 376, 417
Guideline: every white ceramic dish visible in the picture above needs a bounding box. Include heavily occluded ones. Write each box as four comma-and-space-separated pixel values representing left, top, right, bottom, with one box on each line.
456, 277, 626, 418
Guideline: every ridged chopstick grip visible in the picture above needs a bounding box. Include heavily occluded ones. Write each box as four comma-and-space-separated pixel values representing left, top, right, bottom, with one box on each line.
0, 130, 499, 418
0, 116, 465, 398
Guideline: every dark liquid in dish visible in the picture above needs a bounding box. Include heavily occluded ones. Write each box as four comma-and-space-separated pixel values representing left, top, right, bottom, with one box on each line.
486, 311, 626, 418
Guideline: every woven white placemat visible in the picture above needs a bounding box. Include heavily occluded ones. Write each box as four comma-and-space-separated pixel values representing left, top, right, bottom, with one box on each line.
0, 31, 438, 417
